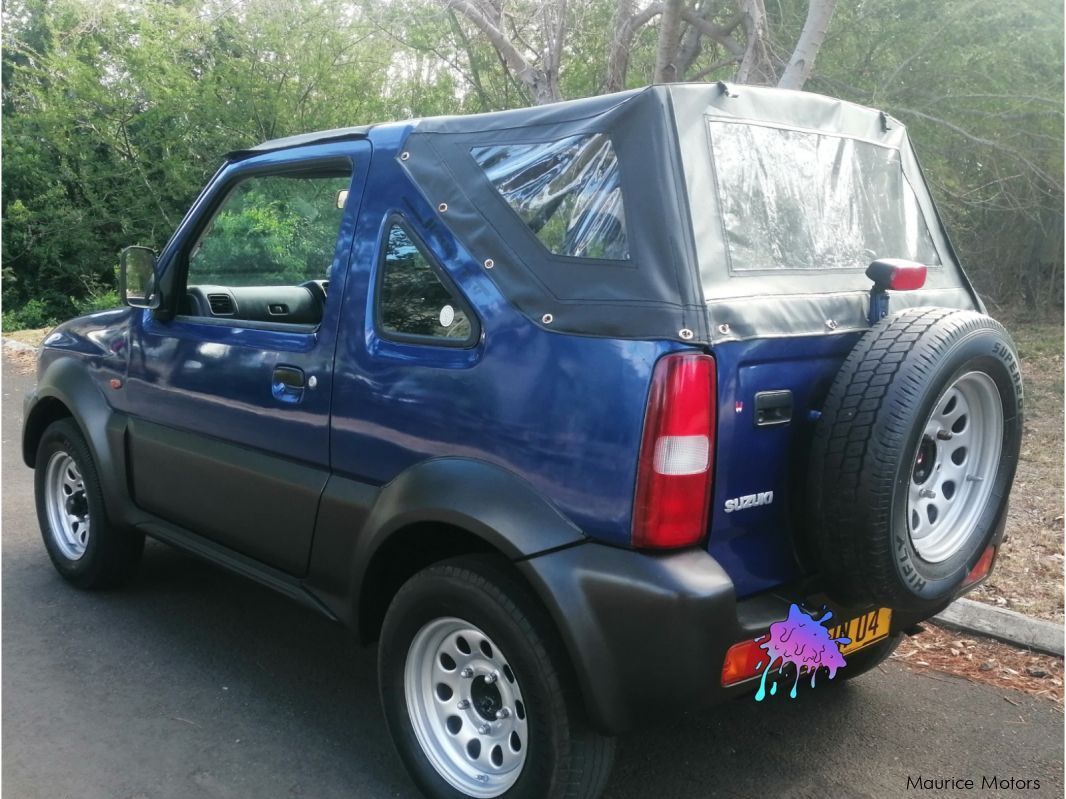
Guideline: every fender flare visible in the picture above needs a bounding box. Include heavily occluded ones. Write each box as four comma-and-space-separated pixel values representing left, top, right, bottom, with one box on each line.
304, 457, 587, 631
23, 357, 131, 523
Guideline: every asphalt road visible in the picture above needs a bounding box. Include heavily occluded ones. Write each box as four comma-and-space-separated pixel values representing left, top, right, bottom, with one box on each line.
3, 360, 1063, 799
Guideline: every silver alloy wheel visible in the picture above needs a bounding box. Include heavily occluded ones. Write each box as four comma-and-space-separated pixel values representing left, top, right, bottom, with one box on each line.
404, 617, 528, 797
907, 371, 1003, 563
44, 450, 91, 561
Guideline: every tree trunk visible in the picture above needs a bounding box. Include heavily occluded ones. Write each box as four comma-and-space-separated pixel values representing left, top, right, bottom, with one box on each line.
605, 0, 636, 93
777, 0, 838, 90
654, 0, 685, 83
674, 2, 706, 79
442, 0, 563, 104
542, 0, 568, 102
736, 0, 776, 85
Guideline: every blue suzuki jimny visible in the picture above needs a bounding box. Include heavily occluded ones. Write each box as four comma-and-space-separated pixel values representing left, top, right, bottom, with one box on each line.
24, 84, 1022, 799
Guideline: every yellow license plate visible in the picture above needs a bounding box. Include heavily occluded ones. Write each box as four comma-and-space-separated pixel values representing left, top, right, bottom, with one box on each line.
828, 608, 892, 657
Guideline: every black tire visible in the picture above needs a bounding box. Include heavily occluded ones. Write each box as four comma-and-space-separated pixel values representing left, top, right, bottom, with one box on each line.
808, 308, 1023, 611
34, 418, 144, 588
379, 555, 615, 799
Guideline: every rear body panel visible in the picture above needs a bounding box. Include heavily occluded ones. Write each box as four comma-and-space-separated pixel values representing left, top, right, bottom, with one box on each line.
391, 84, 983, 597
708, 333, 862, 596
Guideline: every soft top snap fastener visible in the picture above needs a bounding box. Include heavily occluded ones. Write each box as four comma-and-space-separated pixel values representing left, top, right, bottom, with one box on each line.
718, 323, 731, 335
437, 202, 448, 213
679, 328, 694, 340
542, 313, 553, 325
484, 258, 494, 269
400, 151, 410, 161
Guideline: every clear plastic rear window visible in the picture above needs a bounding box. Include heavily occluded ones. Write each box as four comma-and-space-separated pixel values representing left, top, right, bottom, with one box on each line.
471, 134, 629, 260
708, 120, 941, 272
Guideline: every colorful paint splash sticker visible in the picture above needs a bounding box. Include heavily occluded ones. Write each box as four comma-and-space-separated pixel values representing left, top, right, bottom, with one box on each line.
754, 604, 851, 701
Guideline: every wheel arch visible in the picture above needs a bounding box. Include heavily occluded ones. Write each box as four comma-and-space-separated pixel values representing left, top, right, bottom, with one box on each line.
23, 357, 130, 522
305, 458, 588, 639
22, 395, 74, 467
356, 520, 497, 644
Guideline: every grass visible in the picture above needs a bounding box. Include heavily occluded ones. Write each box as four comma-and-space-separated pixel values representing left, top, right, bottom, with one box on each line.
4, 327, 51, 348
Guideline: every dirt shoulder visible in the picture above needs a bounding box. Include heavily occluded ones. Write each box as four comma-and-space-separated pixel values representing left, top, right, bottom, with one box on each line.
894, 622, 1063, 708
969, 314, 1064, 623
4, 327, 50, 348
1, 326, 48, 374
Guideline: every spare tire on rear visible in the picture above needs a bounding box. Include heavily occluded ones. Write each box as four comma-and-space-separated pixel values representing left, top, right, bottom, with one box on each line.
808, 308, 1023, 611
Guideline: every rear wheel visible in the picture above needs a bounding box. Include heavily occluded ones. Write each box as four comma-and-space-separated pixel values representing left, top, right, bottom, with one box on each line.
378, 556, 615, 799
34, 419, 144, 588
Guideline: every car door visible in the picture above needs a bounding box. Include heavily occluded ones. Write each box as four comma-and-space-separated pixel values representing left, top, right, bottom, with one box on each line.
124, 140, 371, 575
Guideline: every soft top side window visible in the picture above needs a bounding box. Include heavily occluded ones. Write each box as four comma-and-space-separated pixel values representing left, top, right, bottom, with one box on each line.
376, 219, 476, 346
707, 120, 941, 273
471, 134, 629, 261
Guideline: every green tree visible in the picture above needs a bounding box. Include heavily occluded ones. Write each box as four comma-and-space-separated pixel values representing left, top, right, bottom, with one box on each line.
1, 0, 1061, 325
809, 0, 1064, 311
1, 0, 450, 327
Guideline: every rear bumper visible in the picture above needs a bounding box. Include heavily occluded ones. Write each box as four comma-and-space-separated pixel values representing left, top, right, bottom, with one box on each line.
518, 542, 952, 735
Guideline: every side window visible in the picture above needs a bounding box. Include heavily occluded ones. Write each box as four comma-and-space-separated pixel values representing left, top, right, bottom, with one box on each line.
471, 134, 629, 260
706, 121, 941, 272
187, 170, 351, 289
377, 221, 474, 343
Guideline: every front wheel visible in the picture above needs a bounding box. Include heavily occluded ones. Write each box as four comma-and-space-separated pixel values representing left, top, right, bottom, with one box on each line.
378, 556, 615, 799
34, 418, 144, 588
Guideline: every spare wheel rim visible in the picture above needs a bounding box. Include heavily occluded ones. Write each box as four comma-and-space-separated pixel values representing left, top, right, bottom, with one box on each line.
907, 370, 1003, 563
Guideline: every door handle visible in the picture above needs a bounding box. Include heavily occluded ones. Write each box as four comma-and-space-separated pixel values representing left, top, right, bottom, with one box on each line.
272, 366, 305, 404
754, 390, 793, 427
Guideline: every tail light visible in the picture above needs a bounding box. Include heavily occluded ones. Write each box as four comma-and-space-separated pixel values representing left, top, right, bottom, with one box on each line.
632, 352, 716, 549
865, 258, 928, 291
721, 637, 768, 686
962, 545, 996, 588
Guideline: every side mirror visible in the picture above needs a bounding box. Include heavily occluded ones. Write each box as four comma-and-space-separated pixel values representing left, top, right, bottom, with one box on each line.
120, 245, 161, 309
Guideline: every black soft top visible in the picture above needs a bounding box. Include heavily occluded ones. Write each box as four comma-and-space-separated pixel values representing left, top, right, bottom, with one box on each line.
242, 85, 981, 344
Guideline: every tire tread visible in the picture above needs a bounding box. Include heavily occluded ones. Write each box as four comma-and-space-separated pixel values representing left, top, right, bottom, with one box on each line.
808, 308, 1018, 608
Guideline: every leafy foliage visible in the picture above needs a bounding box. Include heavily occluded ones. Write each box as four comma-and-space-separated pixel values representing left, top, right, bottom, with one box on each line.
190, 175, 349, 286
806, 0, 1064, 310
1, 0, 459, 326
